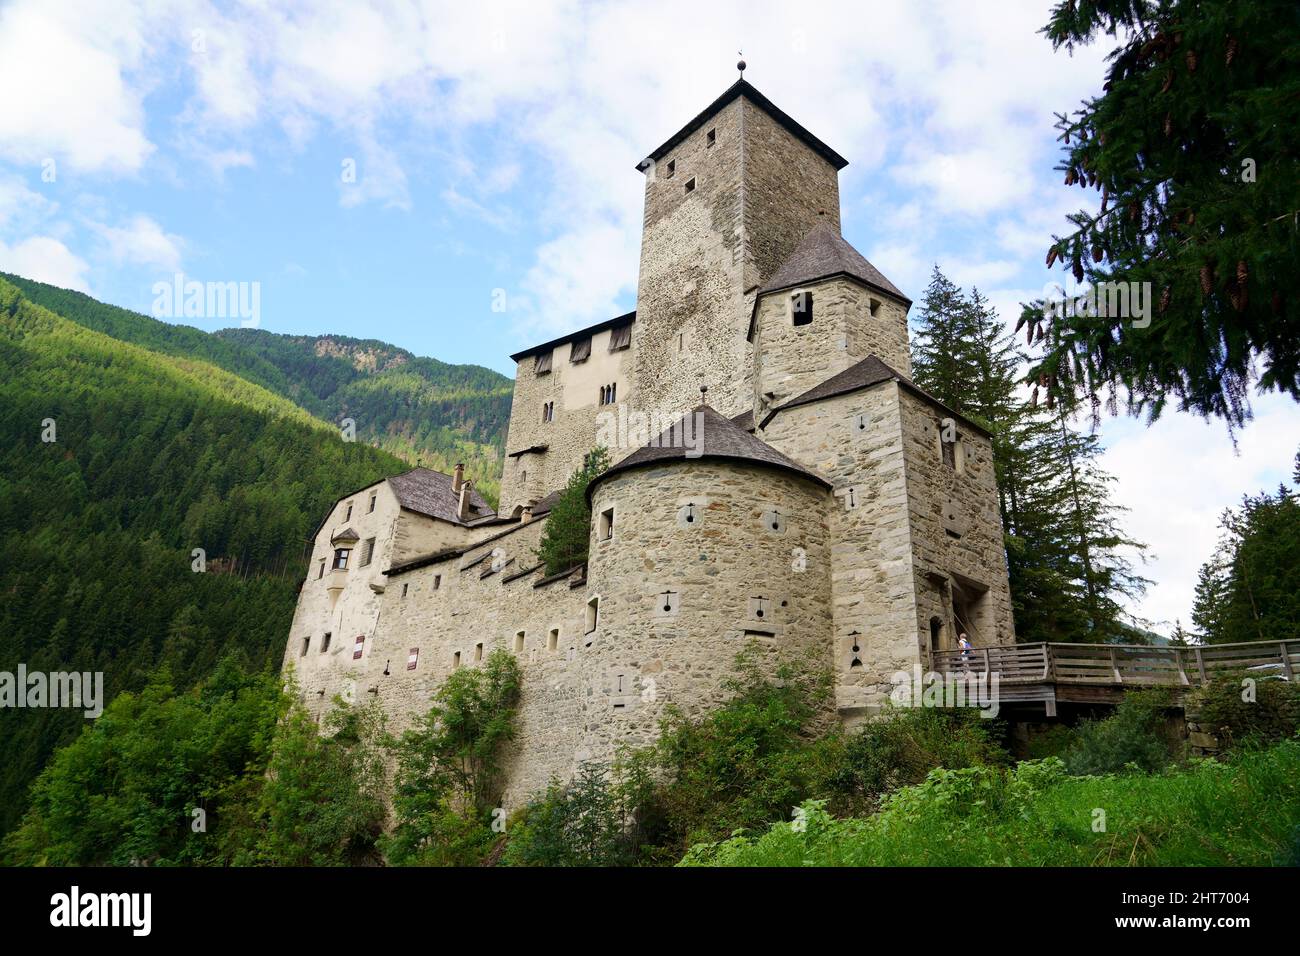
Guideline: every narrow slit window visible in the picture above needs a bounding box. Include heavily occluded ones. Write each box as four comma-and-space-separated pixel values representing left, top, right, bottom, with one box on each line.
321, 632, 332, 653
452, 650, 461, 669
300, 636, 310, 657
474, 642, 484, 663
585, 598, 599, 634
684, 177, 696, 194
599, 506, 614, 541
548, 628, 559, 651
368, 494, 377, 514
666, 160, 675, 178
515, 631, 525, 654
706, 128, 716, 147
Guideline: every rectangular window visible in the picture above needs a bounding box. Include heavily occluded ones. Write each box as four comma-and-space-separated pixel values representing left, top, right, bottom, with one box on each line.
585, 598, 599, 634
453, 651, 461, 669
345, 502, 353, 521
401, 582, 409, 599
321, 632, 332, 653
548, 628, 559, 651
318, 559, 326, 579
333, 548, 350, 570
360, 537, 375, 567
353, 635, 365, 660
474, 642, 484, 663
368, 494, 377, 514
569, 336, 591, 363
534, 350, 553, 375
599, 506, 614, 541
300, 636, 310, 657
792, 290, 813, 326
434, 574, 442, 590
666, 159, 675, 178
515, 631, 525, 653
684, 177, 696, 194
407, 647, 419, 671
706, 128, 716, 147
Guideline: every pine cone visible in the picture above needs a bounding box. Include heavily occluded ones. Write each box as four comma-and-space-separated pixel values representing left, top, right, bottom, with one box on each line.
1072, 250, 1084, 284
1046, 247, 1059, 268
1031, 386, 1039, 408
1092, 243, 1104, 263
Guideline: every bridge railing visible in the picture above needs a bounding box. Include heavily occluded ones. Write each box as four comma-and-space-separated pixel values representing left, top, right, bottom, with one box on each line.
931, 639, 1299, 686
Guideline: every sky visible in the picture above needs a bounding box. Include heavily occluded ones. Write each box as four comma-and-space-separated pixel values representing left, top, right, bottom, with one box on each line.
0, 0, 1296, 634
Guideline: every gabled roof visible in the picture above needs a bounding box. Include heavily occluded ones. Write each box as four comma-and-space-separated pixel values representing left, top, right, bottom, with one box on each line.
387, 467, 493, 524
587, 404, 831, 501
760, 354, 991, 438
639, 79, 848, 172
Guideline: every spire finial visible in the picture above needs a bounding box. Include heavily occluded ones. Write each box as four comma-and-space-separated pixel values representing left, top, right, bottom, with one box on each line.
737, 51, 746, 77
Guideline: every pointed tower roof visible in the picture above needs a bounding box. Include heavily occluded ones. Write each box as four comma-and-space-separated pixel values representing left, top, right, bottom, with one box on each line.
587, 404, 831, 501
758, 221, 907, 301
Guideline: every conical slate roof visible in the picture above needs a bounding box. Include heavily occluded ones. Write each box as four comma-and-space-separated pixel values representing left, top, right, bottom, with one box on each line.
587, 404, 831, 501
759, 221, 906, 301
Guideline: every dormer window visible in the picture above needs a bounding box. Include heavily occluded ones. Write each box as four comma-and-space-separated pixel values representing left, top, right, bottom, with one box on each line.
792, 290, 813, 326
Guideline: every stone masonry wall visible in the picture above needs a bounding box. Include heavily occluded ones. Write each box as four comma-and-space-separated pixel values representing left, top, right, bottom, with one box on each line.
498, 324, 636, 513
757, 384, 920, 716
896, 388, 1016, 656
582, 460, 836, 763
752, 276, 912, 418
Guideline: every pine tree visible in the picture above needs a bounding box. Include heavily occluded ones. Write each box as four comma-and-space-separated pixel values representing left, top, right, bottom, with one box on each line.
534, 447, 610, 576
1032, 0, 1300, 428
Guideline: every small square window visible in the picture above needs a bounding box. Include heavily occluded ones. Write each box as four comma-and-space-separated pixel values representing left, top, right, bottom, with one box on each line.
706, 128, 716, 147
792, 290, 813, 326
684, 177, 695, 194
666, 160, 675, 178
598, 506, 614, 541
407, 647, 419, 670
452, 651, 461, 669
353, 635, 365, 660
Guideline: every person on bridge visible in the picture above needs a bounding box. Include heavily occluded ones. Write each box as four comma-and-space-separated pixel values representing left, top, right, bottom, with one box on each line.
958, 632, 973, 668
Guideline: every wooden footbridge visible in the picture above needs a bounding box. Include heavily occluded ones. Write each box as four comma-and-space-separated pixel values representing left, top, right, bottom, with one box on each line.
930, 639, 1299, 716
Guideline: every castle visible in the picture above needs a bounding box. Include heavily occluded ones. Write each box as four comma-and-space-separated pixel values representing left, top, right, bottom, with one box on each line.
282, 76, 1016, 806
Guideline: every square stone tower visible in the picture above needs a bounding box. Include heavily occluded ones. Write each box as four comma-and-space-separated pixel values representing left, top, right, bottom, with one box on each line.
631, 78, 847, 418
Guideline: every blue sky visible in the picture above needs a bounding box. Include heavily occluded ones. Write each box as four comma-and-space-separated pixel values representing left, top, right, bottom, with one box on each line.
1, 0, 1296, 632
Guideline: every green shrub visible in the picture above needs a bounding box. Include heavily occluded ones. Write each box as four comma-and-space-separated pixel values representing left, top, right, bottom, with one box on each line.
682, 740, 1300, 867
502, 762, 649, 867
1061, 689, 1181, 775
382, 648, 521, 866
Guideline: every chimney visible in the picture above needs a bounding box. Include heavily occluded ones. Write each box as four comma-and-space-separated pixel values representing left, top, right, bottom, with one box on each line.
452, 462, 465, 494
457, 480, 474, 522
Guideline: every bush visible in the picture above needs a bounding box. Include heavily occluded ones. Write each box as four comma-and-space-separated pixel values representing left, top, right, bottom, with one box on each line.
825, 706, 1008, 814
502, 762, 649, 867
1061, 689, 1181, 776
682, 740, 1300, 867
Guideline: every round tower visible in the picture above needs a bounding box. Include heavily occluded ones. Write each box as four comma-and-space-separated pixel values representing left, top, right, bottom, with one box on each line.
577, 404, 834, 766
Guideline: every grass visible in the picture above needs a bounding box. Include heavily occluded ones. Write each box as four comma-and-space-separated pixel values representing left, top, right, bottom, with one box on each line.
680, 739, 1300, 866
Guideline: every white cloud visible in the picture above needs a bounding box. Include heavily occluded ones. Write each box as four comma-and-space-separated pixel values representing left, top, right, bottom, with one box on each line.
0, 2, 155, 173
89, 214, 184, 271
0, 236, 90, 291
1100, 395, 1300, 632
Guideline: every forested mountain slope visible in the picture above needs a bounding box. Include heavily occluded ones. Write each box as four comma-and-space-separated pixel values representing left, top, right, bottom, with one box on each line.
0, 277, 410, 834
0, 274, 512, 504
